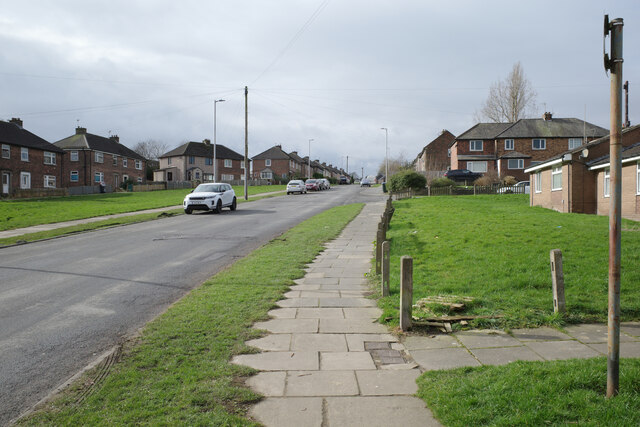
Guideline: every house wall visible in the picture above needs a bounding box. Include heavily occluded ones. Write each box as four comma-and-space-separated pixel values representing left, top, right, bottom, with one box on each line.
594, 163, 640, 221
497, 158, 532, 182
65, 149, 146, 188
253, 158, 291, 180
159, 156, 187, 181
449, 142, 458, 171
0, 145, 64, 194
530, 165, 570, 213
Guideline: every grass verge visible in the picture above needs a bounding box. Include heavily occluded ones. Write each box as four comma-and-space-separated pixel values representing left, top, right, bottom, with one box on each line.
417, 358, 640, 426
18, 203, 364, 426
379, 195, 640, 328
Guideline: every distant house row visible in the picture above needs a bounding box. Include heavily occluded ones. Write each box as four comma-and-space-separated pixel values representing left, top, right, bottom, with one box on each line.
1, 118, 146, 196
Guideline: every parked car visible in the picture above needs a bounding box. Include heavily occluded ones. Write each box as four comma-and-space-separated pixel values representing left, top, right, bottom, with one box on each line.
339, 176, 350, 185
286, 180, 307, 194
317, 178, 330, 190
183, 183, 236, 214
444, 169, 482, 182
305, 179, 321, 191
497, 181, 530, 194
360, 178, 371, 187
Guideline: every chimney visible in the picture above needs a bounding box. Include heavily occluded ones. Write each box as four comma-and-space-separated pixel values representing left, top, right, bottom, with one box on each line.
76, 126, 87, 135
276, 144, 282, 148
290, 151, 297, 155
202, 139, 211, 145
543, 112, 553, 121
10, 117, 23, 128
109, 135, 120, 143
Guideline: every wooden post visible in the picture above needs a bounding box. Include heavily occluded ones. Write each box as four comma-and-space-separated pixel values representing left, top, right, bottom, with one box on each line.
400, 256, 413, 331
382, 241, 390, 297
375, 229, 384, 274
428, 185, 431, 196
550, 249, 566, 313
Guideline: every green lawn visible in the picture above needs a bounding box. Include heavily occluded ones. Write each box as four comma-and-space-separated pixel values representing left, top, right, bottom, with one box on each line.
379, 195, 640, 328
0, 185, 285, 231
18, 203, 363, 426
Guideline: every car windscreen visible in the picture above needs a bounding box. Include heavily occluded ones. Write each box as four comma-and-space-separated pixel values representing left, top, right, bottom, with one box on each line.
194, 184, 224, 193
306, 180, 316, 183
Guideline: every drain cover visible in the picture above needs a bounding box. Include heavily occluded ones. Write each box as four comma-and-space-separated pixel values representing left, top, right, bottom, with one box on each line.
364, 341, 406, 365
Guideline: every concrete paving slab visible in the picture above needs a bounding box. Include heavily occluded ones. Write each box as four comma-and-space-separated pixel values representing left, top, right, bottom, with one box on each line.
308, 267, 343, 275
325, 396, 440, 426
288, 284, 321, 291
320, 318, 388, 334
338, 290, 369, 297
588, 341, 640, 358
410, 348, 481, 370
232, 351, 319, 371
510, 327, 572, 341
284, 290, 301, 298
455, 329, 523, 348
564, 324, 635, 343
346, 334, 397, 351
254, 319, 318, 333
320, 352, 376, 370
276, 298, 319, 308
299, 290, 341, 298
403, 334, 462, 350
319, 283, 369, 290
291, 334, 348, 352
285, 371, 359, 396
319, 298, 377, 308
332, 270, 368, 278
472, 346, 544, 365
296, 308, 345, 319
305, 272, 325, 278
249, 397, 323, 427
355, 369, 420, 395
525, 340, 601, 360
343, 307, 383, 319
267, 308, 297, 319
246, 372, 286, 396
246, 334, 292, 351
622, 322, 640, 337
296, 277, 340, 286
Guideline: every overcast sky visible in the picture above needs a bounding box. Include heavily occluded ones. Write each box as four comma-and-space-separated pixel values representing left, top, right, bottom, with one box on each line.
1, 0, 638, 177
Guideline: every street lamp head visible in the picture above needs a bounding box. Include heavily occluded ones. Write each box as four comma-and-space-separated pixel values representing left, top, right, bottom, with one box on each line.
216, 99, 226, 103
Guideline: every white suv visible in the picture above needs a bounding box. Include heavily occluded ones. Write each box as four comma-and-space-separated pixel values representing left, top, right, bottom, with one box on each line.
183, 183, 237, 214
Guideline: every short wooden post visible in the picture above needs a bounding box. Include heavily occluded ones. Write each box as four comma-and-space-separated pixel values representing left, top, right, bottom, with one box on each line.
428, 185, 431, 196
550, 249, 566, 313
400, 256, 413, 331
381, 241, 390, 297
375, 229, 384, 274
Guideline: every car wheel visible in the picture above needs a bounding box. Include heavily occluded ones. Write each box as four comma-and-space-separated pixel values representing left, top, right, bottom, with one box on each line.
230, 197, 237, 211
214, 200, 222, 214
184, 208, 192, 214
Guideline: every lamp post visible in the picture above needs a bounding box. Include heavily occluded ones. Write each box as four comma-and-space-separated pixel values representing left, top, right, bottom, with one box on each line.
213, 99, 225, 182
308, 139, 314, 179
380, 128, 388, 183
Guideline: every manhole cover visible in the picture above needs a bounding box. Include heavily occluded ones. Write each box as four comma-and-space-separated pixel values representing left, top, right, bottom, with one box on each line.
364, 341, 406, 365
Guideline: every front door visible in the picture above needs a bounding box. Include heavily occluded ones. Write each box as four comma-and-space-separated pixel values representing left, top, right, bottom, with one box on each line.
2, 172, 9, 194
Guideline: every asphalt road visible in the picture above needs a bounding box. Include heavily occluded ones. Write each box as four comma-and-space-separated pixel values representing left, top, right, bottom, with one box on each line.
0, 185, 383, 425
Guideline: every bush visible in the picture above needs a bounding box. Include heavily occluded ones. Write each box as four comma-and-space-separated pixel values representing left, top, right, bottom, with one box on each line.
474, 170, 500, 186
430, 177, 457, 188
501, 175, 517, 185
389, 170, 427, 192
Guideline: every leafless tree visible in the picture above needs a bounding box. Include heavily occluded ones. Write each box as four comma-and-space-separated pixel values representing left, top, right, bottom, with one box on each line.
377, 154, 413, 177
476, 62, 537, 123
132, 139, 169, 160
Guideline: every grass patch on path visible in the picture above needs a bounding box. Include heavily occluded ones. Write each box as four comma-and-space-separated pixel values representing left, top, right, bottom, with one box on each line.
19, 203, 363, 426
380, 195, 640, 328
418, 358, 640, 426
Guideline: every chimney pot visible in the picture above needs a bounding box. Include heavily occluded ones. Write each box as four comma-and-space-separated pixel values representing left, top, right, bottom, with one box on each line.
543, 112, 553, 121
203, 139, 211, 145
109, 135, 120, 143
10, 117, 23, 127
76, 126, 87, 135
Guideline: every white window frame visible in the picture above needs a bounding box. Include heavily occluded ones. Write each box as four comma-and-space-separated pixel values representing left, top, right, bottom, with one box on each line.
167, 157, 172, 165
44, 151, 56, 165
205, 157, 212, 165
137, 176, 143, 183
507, 159, 524, 169
44, 175, 56, 188
533, 139, 546, 150
447, 148, 451, 157
241, 161, 245, 169
2, 144, 9, 159
70, 171, 79, 182
21, 147, 29, 162
603, 168, 610, 198
637, 161, 640, 195
467, 161, 487, 173
260, 171, 273, 179
265, 159, 271, 166
123, 174, 129, 182
470, 140, 483, 151
535, 172, 542, 193
20, 172, 31, 189
505, 139, 514, 150
135, 160, 142, 170
123, 158, 128, 168
221, 173, 234, 181
568, 138, 582, 150
94, 172, 104, 183
70, 150, 79, 161
95, 151, 104, 163
113, 155, 118, 166
551, 166, 562, 191
224, 159, 232, 168
189, 156, 195, 164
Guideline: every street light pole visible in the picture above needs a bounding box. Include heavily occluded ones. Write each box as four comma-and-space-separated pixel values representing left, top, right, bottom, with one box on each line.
213, 99, 225, 182
308, 139, 314, 179
381, 128, 388, 182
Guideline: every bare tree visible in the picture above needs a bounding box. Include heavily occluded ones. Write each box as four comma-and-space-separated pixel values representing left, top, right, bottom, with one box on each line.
477, 62, 537, 123
377, 154, 412, 177
132, 139, 169, 160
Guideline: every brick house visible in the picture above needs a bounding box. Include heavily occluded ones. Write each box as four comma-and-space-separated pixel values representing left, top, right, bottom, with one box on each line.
54, 127, 146, 189
156, 140, 245, 183
252, 145, 296, 183
450, 114, 608, 181
526, 124, 640, 218
1, 118, 65, 196
287, 151, 306, 179
415, 130, 456, 179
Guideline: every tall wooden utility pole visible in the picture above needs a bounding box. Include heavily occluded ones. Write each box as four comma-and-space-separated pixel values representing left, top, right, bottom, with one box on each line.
604, 15, 624, 398
244, 86, 249, 200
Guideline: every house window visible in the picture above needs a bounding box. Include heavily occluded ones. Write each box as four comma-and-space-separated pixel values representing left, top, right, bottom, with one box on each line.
44, 151, 56, 165
21, 147, 29, 161
224, 159, 232, 168
261, 171, 273, 179
113, 155, 118, 166
507, 159, 524, 169
535, 172, 542, 193
221, 174, 234, 180
604, 168, 610, 198
123, 158, 128, 168
195, 171, 200, 180
447, 148, 451, 157
135, 160, 142, 170
265, 159, 271, 166
637, 162, 640, 195
551, 166, 562, 190
137, 177, 143, 183
241, 161, 245, 169
70, 150, 79, 161
467, 161, 487, 173
533, 139, 546, 150
470, 140, 483, 151
44, 175, 56, 188
123, 174, 129, 182
70, 171, 79, 182
94, 172, 104, 183
2, 144, 9, 159
205, 158, 212, 165
189, 156, 195, 164
167, 157, 172, 165
568, 138, 583, 150
95, 151, 104, 163
20, 172, 31, 189
505, 139, 514, 150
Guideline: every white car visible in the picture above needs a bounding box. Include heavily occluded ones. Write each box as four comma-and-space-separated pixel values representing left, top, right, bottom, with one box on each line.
183, 183, 237, 214
286, 180, 307, 194
318, 178, 330, 190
